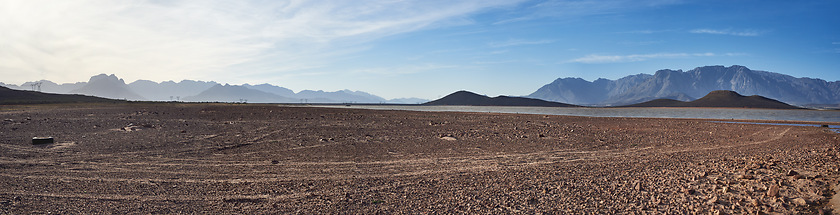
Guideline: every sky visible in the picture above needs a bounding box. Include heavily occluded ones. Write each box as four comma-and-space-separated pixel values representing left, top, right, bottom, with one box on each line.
2, 0, 839, 100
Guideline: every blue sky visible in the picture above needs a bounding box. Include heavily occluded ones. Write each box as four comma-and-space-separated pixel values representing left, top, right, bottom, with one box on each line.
2, 0, 838, 99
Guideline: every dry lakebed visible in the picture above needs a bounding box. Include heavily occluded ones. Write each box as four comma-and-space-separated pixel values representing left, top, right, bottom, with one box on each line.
1, 103, 839, 214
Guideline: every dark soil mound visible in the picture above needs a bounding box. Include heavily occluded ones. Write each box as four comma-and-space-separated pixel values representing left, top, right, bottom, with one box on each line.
424, 90, 578, 107
624, 90, 802, 109
0, 86, 120, 104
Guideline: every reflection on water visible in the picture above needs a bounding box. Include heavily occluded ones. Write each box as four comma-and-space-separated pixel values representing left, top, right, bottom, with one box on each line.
317, 106, 840, 123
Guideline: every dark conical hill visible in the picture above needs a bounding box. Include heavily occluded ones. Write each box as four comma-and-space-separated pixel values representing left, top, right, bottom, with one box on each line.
424, 90, 578, 107
623, 90, 802, 109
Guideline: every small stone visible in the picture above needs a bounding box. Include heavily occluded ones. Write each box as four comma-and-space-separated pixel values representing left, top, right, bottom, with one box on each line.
786, 170, 799, 176
767, 184, 779, 197
706, 196, 719, 205
791, 197, 808, 206
737, 174, 753, 180
527, 198, 539, 205
441, 136, 457, 141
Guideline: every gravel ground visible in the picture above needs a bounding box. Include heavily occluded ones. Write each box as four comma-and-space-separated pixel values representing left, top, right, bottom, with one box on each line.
0, 103, 838, 214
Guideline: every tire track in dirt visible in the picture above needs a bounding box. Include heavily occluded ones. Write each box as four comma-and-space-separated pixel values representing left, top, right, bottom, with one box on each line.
664, 127, 790, 154
0, 146, 635, 186
0, 190, 291, 202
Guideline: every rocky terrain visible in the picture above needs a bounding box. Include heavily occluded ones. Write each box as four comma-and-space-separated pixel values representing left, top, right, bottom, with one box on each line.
0, 103, 838, 214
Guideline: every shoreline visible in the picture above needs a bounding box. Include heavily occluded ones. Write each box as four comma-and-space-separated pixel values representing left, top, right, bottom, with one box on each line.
313, 104, 840, 124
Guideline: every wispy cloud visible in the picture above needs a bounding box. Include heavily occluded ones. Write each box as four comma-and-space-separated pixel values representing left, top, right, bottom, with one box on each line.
619, 40, 664, 46
488, 39, 555, 48
494, 0, 684, 24
0, 0, 519, 84
349, 64, 463, 76
615, 29, 676, 34
569, 52, 744, 63
689, 29, 764, 36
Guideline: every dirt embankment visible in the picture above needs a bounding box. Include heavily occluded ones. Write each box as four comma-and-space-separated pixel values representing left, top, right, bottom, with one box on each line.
0, 104, 838, 214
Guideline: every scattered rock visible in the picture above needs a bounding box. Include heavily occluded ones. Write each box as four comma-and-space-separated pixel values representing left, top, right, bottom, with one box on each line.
791, 197, 808, 206
767, 184, 780, 197
787, 170, 799, 176
706, 196, 719, 205
440, 136, 457, 141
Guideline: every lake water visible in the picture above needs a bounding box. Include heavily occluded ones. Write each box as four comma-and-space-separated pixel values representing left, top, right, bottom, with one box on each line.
317, 105, 840, 123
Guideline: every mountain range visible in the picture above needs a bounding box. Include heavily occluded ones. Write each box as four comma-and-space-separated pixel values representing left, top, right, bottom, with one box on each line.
1, 74, 428, 104
528, 65, 840, 106
3, 65, 837, 106
426, 90, 799, 109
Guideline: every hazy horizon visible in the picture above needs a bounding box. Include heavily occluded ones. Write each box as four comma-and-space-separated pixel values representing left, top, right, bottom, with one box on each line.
2, 0, 838, 100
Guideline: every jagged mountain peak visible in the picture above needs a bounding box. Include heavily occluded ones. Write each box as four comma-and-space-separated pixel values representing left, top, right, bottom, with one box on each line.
88, 74, 125, 85
70, 74, 144, 100
529, 65, 839, 106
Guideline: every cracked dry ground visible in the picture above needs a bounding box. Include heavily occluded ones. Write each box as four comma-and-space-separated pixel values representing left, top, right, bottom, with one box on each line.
1, 104, 839, 214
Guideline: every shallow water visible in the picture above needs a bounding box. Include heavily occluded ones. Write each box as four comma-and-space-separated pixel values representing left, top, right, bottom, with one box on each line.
317, 106, 840, 123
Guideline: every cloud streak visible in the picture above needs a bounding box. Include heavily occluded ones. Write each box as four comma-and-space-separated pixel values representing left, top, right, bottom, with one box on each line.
488, 39, 555, 48
569, 52, 744, 63
690, 29, 763, 37
494, 0, 684, 24
0, 0, 519, 84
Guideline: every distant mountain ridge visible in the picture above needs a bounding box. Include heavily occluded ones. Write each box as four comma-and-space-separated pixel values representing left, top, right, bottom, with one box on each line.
3, 74, 428, 104
529, 65, 840, 106
424, 90, 578, 107
183, 84, 297, 103
623, 90, 802, 109
70, 74, 145, 100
